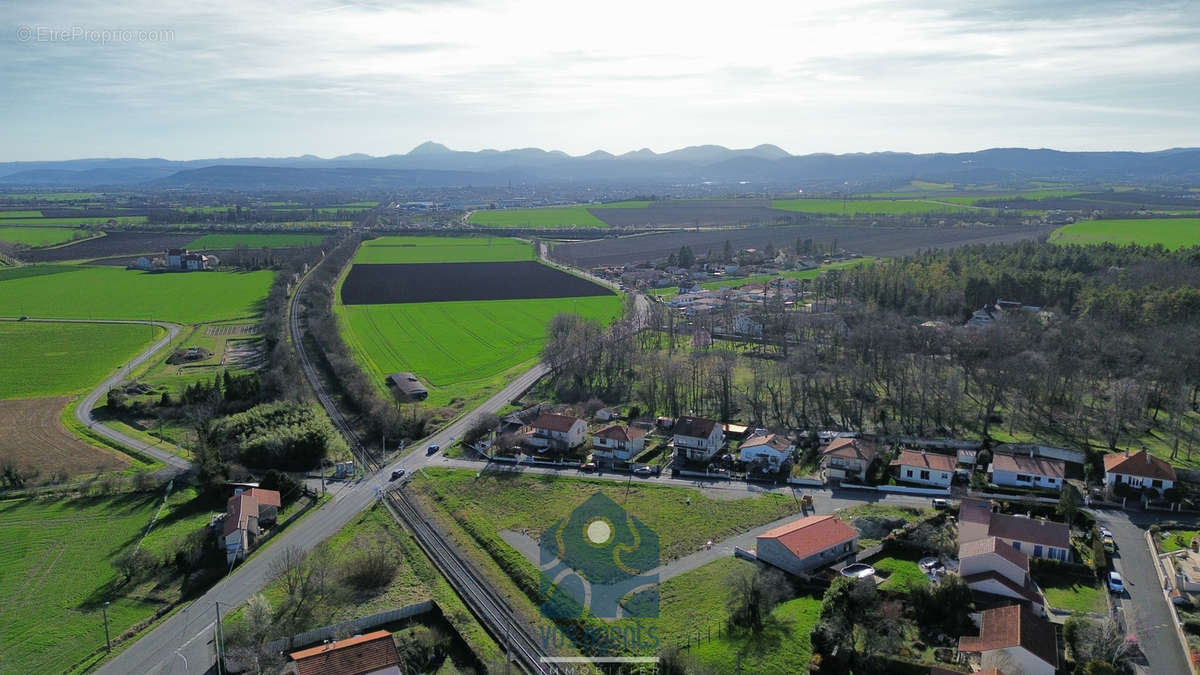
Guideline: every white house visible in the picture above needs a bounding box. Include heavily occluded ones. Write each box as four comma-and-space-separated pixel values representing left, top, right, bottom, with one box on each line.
220, 488, 281, 565
591, 424, 648, 462
673, 417, 725, 462
739, 433, 795, 472
755, 515, 858, 576
528, 413, 587, 450
959, 605, 1058, 675
1103, 448, 1176, 495
990, 452, 1066, 491
958, 499, 1072, 562
891, 449, 955, 487
820, 437, 877, 483
958, 536, 1044, 614
733, 314, 763, 337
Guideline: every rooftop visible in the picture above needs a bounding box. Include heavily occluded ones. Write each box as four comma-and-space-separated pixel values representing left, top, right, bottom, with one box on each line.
959, 536, 1030, 572
593, 424, 647, 442
531, 413, 583, 433
1103, 449, 1177, 482
757, 514, 858, 561
289, 630, 401, 675
891, 449, 957, 472
820, 436, 876, 463
992, 453, 1065, 479
959, 604, 1057, 669
675, 416, 720, 438
741, 433, 793, 452
987, 513, 1071, 549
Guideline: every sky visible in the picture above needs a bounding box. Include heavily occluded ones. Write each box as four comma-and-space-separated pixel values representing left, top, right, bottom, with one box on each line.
2, 0, 1199, 161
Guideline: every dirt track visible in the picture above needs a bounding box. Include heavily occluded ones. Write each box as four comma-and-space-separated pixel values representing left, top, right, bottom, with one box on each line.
552, 224, 1058, 266
0, 397, 129, 478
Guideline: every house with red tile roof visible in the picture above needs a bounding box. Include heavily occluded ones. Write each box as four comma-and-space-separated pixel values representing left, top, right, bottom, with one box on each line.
959, 605, 1058, 675
673, 416, 725, 462
739, 432, 795, 472
958, 499, 1071, 561
528, 413, 587, 450
990, 452, 1065, 491
220, 487, 282, 565
755, 514, 858, 575
1104, 448, 1176, 495
819, 436, 876, 482
286, 630, 401, 675
959, 536, 1045, 614
891, 449, 956, 487
591, 424, 648, 462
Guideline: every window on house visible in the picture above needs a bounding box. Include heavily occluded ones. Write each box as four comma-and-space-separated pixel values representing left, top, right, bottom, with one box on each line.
906, 470, 913, 478
920, 470, 930, 480
1012, 541, 1021, 551
1153, 479, 1163, 488
1034, 545, 1043, 557
1016, 474, 1032, 482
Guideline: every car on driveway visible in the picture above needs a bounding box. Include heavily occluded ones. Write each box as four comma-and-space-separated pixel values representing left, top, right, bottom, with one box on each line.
389, 469, 406, 481
426, 444, 440, 455
1108, 570, 1125, 594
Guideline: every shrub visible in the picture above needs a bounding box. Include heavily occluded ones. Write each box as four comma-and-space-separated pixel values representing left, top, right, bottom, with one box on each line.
340, 546, 398, 591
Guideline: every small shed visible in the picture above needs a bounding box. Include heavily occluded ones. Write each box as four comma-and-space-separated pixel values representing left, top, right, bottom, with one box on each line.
387, 372, 428, 401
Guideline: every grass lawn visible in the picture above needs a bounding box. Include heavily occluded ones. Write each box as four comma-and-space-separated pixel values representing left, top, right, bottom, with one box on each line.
0, 265, 273, 323
689, 596, 822, 673
872, 556, 929, 593
411, 468, 805, 563
0, 321, 162, 399
771, 198, 978, 216
185, 233, 329, 249
354, 235, 535, 263
1049, 218, 1200, 249
1037, 571, 1107, 614
0, 226, 89, 246
1159, 530, 1200, 553
837, 503, 933, 549
0, 489, 214, 673
467, 202, 649, 229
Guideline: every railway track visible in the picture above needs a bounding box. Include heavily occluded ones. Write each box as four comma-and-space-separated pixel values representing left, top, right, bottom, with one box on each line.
384, 489, 559, 675
287, 259, 382, 473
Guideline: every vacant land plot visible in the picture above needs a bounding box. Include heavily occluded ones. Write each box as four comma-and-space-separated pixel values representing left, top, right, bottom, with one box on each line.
689, 594, 822, 673
339, 296, 620, 396
0, 490, 213, 673
342, 261, 614, 304
0, 226, 89, 247
0, 397, 130, 478
772, 198, 977, 216
0, 321, 160, 399
468, 202, 649, 229
18, 232, 195, 262
355, 235, 534, 263
0, 265, 272, 323
1049, 218, 1200, 249
554, 223, 1058, 267
185, 233, 328, 249
204, 323, 259, 336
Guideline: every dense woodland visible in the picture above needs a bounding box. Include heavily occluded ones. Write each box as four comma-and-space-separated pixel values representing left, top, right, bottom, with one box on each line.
545, 242, 1200, 466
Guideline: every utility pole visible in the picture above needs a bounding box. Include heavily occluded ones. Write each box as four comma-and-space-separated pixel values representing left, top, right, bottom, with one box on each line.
102, 601, 111, 652
214, 600, 225, 675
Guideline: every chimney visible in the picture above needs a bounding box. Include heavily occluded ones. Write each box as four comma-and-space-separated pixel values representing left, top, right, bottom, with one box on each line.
1146, 452, 1151, 465
1124, 447, 1130, 458
921, 449, 927, 456
1029, 446, 1035, 458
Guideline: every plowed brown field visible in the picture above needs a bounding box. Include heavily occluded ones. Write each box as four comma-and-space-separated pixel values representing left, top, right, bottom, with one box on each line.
0, 397, 128, 478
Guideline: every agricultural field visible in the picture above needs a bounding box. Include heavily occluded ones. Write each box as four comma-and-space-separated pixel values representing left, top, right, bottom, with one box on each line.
0, 265, 273, 323
1049, 218, 1200, 249
0, 489, 214, 673
467, 201, 649, 229
0, 216, 147, 226
0, 397, 131, 478
651, 258, 876, 297
0, 226, 90, 247
771, 198, 979, 215
115, 322, 264, 410
0, 210, 45, 218
337, 236, 620, 411
18, 232, 195, 263
0, 321, 161, 399
185, 233, 328, 249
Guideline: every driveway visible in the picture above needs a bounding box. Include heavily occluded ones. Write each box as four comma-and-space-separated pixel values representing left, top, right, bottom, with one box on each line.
1095, 509, 1192, 674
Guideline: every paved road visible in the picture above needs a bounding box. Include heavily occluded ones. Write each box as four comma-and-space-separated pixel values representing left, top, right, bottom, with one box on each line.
1, 316, 192, 473
98, 363, 548, 675
1095, 509, 1192, 675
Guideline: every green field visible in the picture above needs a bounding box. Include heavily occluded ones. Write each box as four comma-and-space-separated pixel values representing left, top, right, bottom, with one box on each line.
652, 258, 876, 297
467, 202, 649, 229
0, 265, 273, 323
690, 594, 821, 673
0, 210, 44, 219
1, 193, 97, 202
1049, 218, 1200, 249
185, 233, 329, 249
0, 226, 88, 247
0, 216, 145, 226
0, 322, 161, 399
339, 296, 620, 408
771, 198, 979, 216
0, 490, 213, 673
354, 235, 534, 263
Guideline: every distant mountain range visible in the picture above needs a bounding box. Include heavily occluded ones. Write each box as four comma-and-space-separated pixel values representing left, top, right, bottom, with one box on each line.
1, 144, 1198, 189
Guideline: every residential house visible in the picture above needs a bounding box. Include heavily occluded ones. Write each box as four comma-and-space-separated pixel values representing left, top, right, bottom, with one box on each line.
528, 413, 587, 450
755, 514, 859, 575
673, 416, 725, 462
959, 536, 1045, 614
958, 605, 1058, 675
891, 449, 955, 487
739, 433, 795, 472
733, 314, 763, 337
820, 437, 877, 482
221, 487, 282, 564
286, 630, 402, 675
1103, 448, 1176, 496
990, 452, 1066, 491
958, 499, 1072, 562
591, 424, 648, 462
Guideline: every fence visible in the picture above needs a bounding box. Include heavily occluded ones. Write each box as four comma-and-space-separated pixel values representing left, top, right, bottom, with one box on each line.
839, 483, 950, 496
968, 490, 1059, 505
872, 436, 981, 450
261, 600, 435, 654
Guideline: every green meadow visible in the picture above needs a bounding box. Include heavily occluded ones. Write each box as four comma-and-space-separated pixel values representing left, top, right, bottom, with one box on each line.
0, 321, 161, 399
0, 226, 89, 247
185, 233, 329, 249
1049, 218, 1200, 249
467, 201, 649, 229
0, 265, 272, 323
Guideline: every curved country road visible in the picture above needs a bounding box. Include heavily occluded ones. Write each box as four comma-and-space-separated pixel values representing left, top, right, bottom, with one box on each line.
2, 317, 192, 473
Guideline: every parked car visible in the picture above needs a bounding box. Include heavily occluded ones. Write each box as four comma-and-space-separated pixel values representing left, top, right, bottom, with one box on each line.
1099, 526, 1113, 538
932, 498, 950, 510
1103, 535, 1117, 553
426, 444, 440, 455
1108, 570, 1125, 594
389, 469, 406, 481
633, 465, 654, 476
579, 462, 597, 472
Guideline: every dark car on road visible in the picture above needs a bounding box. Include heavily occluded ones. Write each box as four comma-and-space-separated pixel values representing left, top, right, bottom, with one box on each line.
426, 444, 440, 455
390, 469, 406, 481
